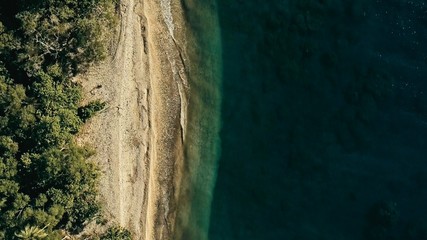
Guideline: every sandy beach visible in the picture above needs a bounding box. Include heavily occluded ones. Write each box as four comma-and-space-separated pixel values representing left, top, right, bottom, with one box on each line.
77, 0, 189, 239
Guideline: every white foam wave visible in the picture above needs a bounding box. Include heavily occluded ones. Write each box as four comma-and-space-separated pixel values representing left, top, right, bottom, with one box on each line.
160, 0, 175, 37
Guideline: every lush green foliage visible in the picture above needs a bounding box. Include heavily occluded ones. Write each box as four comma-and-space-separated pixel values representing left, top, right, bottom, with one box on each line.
100, 226, 132, 240
0, 0, 117, 238
78, 100, 106, 123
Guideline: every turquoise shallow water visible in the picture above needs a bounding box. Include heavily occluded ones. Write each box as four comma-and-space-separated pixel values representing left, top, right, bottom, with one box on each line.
209, 0, 427, 239
174, 0, 222, 239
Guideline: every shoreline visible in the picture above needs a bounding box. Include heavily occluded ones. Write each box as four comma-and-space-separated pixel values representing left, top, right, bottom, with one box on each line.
77, 0, 221, 239
144, 0, 188, 238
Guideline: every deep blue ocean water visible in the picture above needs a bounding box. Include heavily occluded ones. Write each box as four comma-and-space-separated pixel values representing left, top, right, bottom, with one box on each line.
208, 0, 427, 239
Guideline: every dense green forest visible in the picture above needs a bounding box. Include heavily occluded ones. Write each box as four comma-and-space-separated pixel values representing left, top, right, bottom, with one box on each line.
0, 0, 129, 238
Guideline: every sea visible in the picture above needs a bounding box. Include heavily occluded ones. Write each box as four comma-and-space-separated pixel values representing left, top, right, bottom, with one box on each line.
180, 0, 427, 239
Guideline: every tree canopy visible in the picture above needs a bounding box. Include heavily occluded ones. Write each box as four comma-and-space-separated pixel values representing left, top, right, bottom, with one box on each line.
0, 0, 119, 238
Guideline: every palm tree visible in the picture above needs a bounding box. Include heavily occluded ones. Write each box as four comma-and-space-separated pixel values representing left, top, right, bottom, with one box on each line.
15, 225, 48, 240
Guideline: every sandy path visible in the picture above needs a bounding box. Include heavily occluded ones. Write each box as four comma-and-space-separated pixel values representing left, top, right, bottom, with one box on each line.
78, 0, 151, 237
77, 0, 188, 239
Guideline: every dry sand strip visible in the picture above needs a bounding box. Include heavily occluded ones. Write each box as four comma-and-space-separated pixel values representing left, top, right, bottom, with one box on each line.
77, 0, 189, 239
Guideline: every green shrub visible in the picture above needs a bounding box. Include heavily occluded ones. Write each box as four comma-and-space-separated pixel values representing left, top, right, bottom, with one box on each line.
78, 100, 106, 122
100, 226, 132, 240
